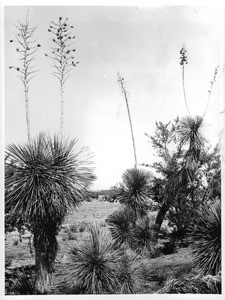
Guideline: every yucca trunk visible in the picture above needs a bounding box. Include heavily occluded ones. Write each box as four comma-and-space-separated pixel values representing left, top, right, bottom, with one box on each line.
154, 202, 170, 233
35, 246, 52, 294
33, 223, 58, 294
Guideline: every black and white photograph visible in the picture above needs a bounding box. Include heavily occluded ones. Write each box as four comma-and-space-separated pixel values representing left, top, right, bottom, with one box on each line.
3, 2, 224, 296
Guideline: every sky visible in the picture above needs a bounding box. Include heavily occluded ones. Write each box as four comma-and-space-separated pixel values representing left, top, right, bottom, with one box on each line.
4, 5, 224, 190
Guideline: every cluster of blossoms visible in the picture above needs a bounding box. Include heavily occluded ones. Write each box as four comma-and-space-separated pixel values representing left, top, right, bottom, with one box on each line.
45, 17, 79, 85
180, 46, 188, 66
9, 21, 41, 80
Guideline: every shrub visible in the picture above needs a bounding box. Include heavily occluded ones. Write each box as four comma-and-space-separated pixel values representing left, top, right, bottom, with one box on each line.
117, 253, 144, 294
7, 271, 36, 295
190, 200, 221, 275
158, 272, 221, 294
132, 215, 157, 256
62, 223, 123, 294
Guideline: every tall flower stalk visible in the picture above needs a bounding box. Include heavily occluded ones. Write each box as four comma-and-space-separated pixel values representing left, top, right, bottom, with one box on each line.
117, 73, 137, 168
45, 17, 79, 136
179, 45, 190, 116
9, 14, 41, 142
203, 66, 219, 117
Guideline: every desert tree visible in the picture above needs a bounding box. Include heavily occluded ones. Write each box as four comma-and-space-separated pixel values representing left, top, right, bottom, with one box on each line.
5, 133, 95, 293
9, 11, 41, 142
144, 117, 208, 233
45, 17, 79, 136
117, 73, 137, 168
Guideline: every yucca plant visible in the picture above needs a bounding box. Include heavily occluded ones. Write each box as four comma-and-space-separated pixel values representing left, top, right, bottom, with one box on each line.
118, 168, 152, 222
190, 201, 221, 276
5, 133, 95, 293
133, 215, 157, 256
106, 209, 134, 249
63, 223, 122, 294
178, 115, 206, 171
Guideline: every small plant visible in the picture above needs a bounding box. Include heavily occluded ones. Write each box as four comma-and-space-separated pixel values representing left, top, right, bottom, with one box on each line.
106, 209, 134, 249
117, 253, 144, 294
62, 223, 123, 294
132, 215, 157, 256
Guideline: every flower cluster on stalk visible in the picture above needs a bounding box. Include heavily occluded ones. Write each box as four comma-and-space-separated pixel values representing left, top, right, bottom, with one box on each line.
9, 20, 40, 83
45, 17, 79, 85
180, 46, 188, 66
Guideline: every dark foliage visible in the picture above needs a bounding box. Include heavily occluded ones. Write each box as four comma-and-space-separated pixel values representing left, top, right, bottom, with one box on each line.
105, 209, 134, 249
190, 201, 221, 276
5, 133, 95, 292
117, 168, 153, 221
158, 273, 221, 294
62, 223, 122, 294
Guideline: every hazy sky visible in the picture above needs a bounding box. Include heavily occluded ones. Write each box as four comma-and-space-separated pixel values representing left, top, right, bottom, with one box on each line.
4, 6, 223, 189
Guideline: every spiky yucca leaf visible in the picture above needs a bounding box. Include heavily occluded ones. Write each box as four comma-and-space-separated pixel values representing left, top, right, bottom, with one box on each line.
118, 168, 152, 221
106, 209, 134, 249
158, 273, 221, 294
64, 223, 122, 294
190, 201, 221, 276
